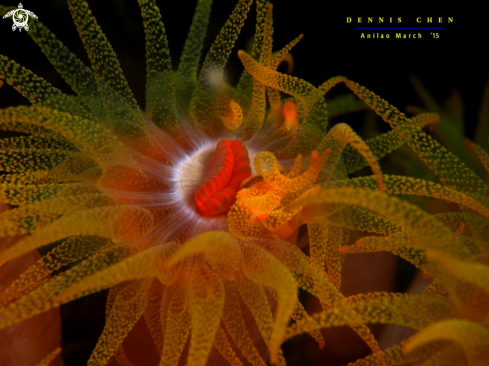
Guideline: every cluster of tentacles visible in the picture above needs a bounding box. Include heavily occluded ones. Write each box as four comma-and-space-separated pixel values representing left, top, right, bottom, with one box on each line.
0, 0, 489, 366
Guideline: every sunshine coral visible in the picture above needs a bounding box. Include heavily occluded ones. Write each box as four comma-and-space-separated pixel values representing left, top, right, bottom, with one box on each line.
0, 1, 488, 366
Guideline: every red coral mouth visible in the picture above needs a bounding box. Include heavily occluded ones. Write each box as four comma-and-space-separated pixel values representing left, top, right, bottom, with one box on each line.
194, 140, 251, 215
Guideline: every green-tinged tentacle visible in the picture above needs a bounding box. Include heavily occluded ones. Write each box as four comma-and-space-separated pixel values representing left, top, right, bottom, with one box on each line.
234, 0, 271, 118
0, 191, 115, 237
67, 0, 143, 124
291, 187, 471, 260
285, 293, 458, 342
342, 113, 439, 174
327, 93, 370, 119
175, 0, 212, 112
0, 55, 92, 119
0, 106, 131, 167
270, 34, 303, 70
191, 0, 253, 131
330, 175, 489, 218
0, 6, 105, 119
345, 80, 489, 205
138, 0, 177, 134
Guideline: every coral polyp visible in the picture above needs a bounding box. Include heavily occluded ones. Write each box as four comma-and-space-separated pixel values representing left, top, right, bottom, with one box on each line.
0, 1, 489, 366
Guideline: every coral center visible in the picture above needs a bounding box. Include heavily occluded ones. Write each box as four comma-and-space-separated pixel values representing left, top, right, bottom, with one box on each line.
194, 140, 252, 215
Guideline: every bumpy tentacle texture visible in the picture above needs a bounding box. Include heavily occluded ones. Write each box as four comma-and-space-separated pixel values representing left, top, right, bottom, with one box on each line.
0, 1, 488, 366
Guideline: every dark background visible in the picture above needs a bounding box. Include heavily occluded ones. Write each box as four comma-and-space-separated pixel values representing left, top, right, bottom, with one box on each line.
0, 1, 486, 365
